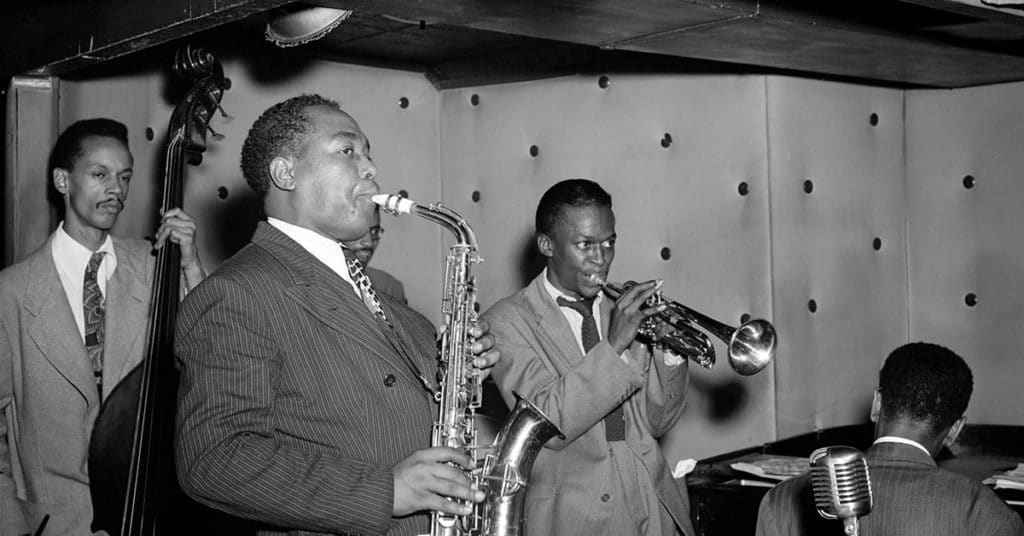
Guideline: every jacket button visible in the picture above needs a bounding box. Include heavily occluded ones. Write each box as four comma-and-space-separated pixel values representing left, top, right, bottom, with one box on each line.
600, 493, 610, 502
383, 374, 397, 387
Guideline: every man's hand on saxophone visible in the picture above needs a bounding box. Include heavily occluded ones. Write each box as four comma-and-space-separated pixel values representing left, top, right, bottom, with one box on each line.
391, 447, 485, 517
468, 318, 500, 380
391, 316, 498, 517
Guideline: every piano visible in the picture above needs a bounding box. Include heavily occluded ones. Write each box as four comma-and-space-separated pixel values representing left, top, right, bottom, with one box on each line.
685, 424, 1024, 536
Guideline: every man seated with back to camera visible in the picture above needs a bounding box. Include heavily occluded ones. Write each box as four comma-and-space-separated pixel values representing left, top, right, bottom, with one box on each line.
756, 342, 1024, 536
173, 94, 499, 536
342, 206, 407, 304
483, 178, 696, 536
0, 118, 206, 536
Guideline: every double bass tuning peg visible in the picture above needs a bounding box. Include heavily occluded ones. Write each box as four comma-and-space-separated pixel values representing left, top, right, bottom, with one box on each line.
215, 102, 233, 122
207, 125, 225, 141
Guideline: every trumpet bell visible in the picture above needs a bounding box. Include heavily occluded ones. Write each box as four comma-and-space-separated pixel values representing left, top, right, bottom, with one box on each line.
597, 277, 777, 376
729, 319, 777, 376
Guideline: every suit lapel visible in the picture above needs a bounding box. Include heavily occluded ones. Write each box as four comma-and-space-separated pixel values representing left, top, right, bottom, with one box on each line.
104, 238, 151, 385
523, 275, 585, 368
254, 224, 430, 388
23, 241, 100, 407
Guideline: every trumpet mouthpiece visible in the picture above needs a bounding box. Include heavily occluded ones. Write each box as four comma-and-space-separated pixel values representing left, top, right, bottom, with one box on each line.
588, 274, 608, 286
372, 194, 415, 214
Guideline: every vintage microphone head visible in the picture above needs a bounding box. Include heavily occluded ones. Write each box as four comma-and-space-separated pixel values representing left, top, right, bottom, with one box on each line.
810, 445, 873, 536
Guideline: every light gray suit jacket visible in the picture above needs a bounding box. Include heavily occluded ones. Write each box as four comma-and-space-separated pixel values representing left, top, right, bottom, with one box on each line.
0, 234, 154, 536
483, 273, 695, 536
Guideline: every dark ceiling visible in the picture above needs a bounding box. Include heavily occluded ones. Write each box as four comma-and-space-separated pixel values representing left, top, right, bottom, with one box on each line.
5, 0, 1024, 90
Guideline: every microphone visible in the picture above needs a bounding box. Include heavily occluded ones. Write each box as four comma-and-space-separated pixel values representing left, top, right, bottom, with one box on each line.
810, 445, 873, 536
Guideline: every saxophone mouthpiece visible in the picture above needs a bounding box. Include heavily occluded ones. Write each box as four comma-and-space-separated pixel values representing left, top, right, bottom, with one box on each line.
372, 194, 415, 215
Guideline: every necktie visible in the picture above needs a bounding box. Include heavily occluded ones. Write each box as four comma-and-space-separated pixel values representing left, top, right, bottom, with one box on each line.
556, 295, 626, 442
83, 252, 105, 392
342, 247, 390, 324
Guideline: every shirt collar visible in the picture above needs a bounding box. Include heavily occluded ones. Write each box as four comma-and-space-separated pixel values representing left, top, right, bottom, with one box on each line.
53, 222, 117, 279
541, 267, 604, 309
873, 436, 932, 457
267, 217, 357, 291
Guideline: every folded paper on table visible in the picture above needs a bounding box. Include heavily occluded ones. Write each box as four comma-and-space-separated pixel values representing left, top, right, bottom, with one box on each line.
730, 456, 808, 481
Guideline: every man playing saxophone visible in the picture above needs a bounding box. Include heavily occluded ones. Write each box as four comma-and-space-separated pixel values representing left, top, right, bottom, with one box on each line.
173, 94, 499, 536
482, 178, 696, 536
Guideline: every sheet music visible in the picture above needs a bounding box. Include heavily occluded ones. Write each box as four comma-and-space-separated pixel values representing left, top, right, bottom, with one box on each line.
984, 462, 1024, 490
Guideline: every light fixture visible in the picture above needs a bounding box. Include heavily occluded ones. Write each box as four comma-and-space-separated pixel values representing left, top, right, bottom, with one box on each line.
265, 4, 352, 48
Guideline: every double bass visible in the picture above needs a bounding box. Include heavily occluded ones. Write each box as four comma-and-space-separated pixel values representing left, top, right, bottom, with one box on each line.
88, 46, 230, 535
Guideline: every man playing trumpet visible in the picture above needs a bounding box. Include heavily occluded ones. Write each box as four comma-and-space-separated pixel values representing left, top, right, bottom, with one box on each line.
482, 178, 696, 536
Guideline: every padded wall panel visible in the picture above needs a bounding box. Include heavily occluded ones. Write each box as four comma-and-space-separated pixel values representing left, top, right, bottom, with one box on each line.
60, 57, 445, 318
767, 77, 908, 437
5, 77, 60, 265
441, 74, 775, 459
906, 82, 1024, 425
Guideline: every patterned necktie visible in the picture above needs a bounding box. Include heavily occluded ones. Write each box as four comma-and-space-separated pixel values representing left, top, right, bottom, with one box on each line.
83, 251, 105, 392
342, 247, 390, 324
556, 295, 626, 442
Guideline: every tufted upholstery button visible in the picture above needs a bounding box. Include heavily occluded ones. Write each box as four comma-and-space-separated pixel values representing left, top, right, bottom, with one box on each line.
383, 374, 397, 387
601, 493, 611, 502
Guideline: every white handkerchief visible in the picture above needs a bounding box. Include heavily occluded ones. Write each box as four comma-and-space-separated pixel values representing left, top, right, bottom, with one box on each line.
672, 458, 697, 478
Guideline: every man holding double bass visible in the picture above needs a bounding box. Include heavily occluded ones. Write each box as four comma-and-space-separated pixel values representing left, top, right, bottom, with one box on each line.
0, 118, 206, 535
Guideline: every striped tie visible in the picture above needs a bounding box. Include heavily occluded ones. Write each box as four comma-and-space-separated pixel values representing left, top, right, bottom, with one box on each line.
83, 251, 105, 392
556, 295, 626, 442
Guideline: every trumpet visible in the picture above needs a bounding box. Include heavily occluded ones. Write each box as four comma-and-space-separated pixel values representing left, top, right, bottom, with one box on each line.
593, 277, 776, 376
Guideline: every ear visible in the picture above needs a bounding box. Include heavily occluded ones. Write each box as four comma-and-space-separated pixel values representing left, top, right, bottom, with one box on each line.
53, 168, 70, 195
269, 156, 296, 191
869, 389, 882, 423
942, 415, 967, 449
536, 233, 553, 258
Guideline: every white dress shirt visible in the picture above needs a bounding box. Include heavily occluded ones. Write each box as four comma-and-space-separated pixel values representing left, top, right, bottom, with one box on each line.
267, 218, 360, 295
873, 435, 933, 457
51, 223, 117, 341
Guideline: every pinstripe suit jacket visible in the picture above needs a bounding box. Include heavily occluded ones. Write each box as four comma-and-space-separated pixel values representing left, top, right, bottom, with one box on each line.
755, 442, 1024, 536
483, 273, 695, 536
0, 234, 154, 536
174, 222, 439, 536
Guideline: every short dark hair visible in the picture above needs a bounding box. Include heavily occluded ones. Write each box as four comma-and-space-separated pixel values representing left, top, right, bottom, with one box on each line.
535, 179, 612, 235
49, 118, 129, 175
879, 342, 973, 433
240, 94, 342, 196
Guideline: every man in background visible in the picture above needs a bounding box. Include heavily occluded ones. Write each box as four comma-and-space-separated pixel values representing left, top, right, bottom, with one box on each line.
0, 118, 205, 535
756, 342, 1024, 536
483, 178, 695, 536
342, 206, 406, 304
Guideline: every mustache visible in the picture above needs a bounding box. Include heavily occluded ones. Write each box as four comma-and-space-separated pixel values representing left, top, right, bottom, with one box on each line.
97, 198, 124, 209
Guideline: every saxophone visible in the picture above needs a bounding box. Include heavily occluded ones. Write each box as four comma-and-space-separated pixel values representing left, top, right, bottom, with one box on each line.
372, 194, 564, 536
